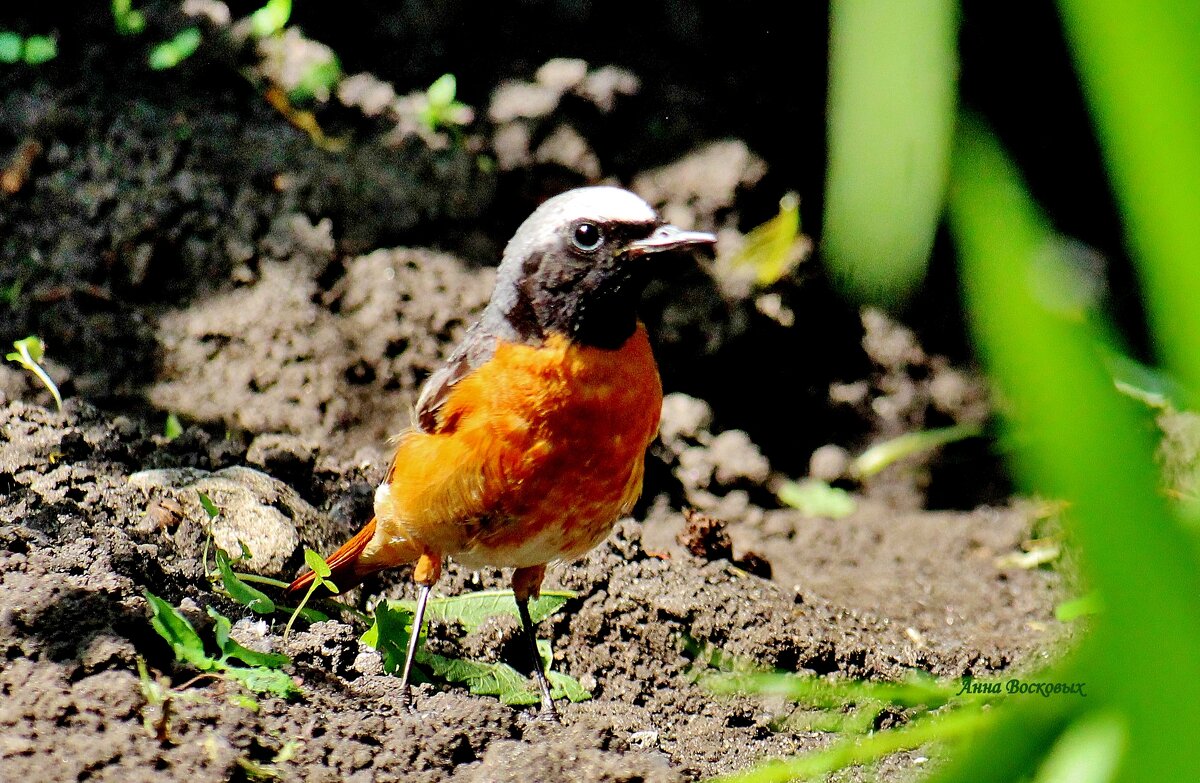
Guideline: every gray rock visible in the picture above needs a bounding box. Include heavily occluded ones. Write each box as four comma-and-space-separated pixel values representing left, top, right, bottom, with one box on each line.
128, 465, 318, 575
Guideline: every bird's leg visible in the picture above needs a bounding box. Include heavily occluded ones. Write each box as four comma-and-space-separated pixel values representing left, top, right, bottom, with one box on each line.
512, 564, 558, 722
398, 552, 441, 710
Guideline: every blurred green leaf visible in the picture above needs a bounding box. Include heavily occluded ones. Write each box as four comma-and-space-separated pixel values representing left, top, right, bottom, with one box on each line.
249, 0, 292, 38
148, 27, 201, 70
163, 413, 183, 441
145, 591, 216, 670
22, 36, 56, 65
289, 57, 340, 104
729, 192, 805, 286
1059, 0, 1200, 395
945, 113, 1200, 783
710, 707, 990, 783
215, 549, 275, 614
112, 0, 146, 35
426, 73, 457, 108
851, 423, 982, 479
704, 670, 959, 711
776, 479, 856, 519
0, 32, 22, 63
1030, 710, 1126, 783
822, 0, 957, 302
1055, 593, 1103, 623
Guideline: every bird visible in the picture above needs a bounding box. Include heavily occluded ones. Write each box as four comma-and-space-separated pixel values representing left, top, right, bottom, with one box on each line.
286, 186, 716, 720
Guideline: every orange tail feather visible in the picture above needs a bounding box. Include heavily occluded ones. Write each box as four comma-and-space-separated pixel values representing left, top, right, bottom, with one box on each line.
287, 517, 381, 596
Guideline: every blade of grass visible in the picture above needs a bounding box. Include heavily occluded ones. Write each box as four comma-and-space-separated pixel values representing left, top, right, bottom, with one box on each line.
708, 706, 990, 783
1057, 0, 1200, 394
946, 113, 1200, 783
822, 0, 958, 302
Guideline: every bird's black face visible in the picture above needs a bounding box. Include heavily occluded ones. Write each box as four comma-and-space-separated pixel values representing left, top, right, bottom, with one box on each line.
488, 187, 717, 350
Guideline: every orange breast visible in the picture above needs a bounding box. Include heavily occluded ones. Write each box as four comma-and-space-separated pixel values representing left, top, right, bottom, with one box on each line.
379, 325, 663, 568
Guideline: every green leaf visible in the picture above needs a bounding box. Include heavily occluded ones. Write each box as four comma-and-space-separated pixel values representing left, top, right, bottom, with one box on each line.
289, 57, 340, 103
427, 73, 457, 108
303, 548, 332, 579
249, 0, 293, 38
145, 591, 217, 670
197, 491, 220, 519
148, 27, 201, 70
215, 549, 275, 614
360, 600, 414, 674
1055, 593, 1103, 623
22, 36, 56, 65
421, 589, 576, 633
112, 0, 146, 35
548, 670, 592, 703
777, 479, 857, 519
0, 32, 22, 64
729, 192, 805, 286
11, 336, 44, 363
422, 652, 540, 706
206, 605, 232, 651
851, 423, 983, 479
224, 665, 300, 697
6, 336, 63, 412
822, 0, 957, 303
221, 637, 289, 670
164, 413, 183, 441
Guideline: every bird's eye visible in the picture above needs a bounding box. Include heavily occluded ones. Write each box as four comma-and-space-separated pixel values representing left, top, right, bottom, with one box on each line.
572, 222, 603, 252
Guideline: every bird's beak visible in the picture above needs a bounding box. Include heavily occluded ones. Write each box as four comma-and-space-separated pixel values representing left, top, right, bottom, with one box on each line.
626, 224, 717, 257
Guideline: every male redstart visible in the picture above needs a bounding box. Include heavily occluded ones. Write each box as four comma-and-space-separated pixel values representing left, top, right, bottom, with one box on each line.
288, 186, 715, 719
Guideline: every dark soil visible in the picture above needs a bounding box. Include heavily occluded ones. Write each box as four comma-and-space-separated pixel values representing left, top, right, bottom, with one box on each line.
1, 5, 1068, 781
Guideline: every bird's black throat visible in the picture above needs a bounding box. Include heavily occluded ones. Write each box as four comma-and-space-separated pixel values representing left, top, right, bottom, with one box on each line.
493, 249, 644, 351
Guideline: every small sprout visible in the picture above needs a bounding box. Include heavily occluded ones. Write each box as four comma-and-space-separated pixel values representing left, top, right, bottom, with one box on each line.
283, 549, 339, 642
777, 479, 857, 519
148, 27, 201, 70
112, 0, 147, 35
196, 491, 219, 579
851, 423, 983, 479
197, 491, 220, 519
164, 413, 183, 441
249, 0, 293, 38
6, 336, 63, 411
419, 73, 472, 132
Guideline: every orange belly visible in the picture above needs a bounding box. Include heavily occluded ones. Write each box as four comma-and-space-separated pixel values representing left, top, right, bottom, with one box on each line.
375, 325, 663, 569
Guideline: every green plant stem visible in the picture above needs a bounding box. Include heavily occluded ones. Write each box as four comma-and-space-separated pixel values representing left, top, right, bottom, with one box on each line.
283, 580, 320, 643
709, 707, 991, 783
234, 573, 291, 589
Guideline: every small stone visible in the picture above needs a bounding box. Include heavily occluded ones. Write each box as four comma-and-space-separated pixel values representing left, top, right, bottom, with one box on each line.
809, 444, 850, 482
